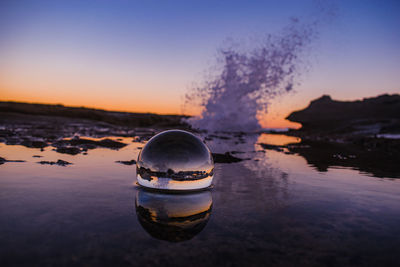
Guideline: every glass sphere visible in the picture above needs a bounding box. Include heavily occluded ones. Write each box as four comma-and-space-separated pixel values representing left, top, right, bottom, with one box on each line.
136, 129, 214, 191
135, 190, 212, 242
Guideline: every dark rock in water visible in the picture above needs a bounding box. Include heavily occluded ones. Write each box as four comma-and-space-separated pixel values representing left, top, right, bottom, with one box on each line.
208, 134, 231, 140
115, 159, 136, 165
286, 94, 400, 135
259, 143, 285, 152
212, 152, 243, 163
284, 151, 295, 155
55, 147, 81, 155
0, 156, 26, 165
32, 155, 43, 158
20, 140, 48, 148
55, 159, 72, 166
97, 138, 127, 149
230, 151, 245, 154
38, 160, 72, 166
54, 137, 127, 153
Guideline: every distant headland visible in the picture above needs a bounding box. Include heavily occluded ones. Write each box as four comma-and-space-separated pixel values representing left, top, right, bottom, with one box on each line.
287, 94, 400, 136
0, 101, 186, 128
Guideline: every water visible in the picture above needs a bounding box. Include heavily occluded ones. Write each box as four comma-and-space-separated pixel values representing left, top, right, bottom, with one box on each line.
185, 19, 316, 132
136, 130, 214, 191
1, 133, 399, 266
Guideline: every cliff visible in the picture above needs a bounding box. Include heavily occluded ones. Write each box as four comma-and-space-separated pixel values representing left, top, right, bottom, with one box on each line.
286, 94, 400, 135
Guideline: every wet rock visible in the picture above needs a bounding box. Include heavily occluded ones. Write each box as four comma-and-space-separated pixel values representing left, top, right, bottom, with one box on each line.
6, 137, 21, 145
0, 129, 13, 138
54, 137, 127, 152
38, 159, 72, 166
259, 143, 285, 152
97, 138, 127, 149
0, 156, 26, 165
55, 147, 81, 155
284, 151, 295, 155
115, 159, 136, 165
230, 151, 245, 154
20, 139, 48, 148
212, 152, 243, 163
208, 134, 231, 140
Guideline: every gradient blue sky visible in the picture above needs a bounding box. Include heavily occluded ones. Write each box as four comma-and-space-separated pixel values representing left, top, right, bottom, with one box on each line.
1, 0, 399, 127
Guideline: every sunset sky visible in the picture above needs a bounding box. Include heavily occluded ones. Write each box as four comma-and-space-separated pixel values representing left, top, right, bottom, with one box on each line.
1, 0, 399, 128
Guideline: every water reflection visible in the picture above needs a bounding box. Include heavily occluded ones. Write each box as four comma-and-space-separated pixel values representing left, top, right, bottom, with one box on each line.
135, 189, 213, 242
287, 140, 400, 178
204, 132, 291, 210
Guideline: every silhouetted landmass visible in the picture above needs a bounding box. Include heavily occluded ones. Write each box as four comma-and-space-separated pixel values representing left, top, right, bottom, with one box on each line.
282, 94, 400, 178
287, 94, 400, 135
0, 101, 187, 127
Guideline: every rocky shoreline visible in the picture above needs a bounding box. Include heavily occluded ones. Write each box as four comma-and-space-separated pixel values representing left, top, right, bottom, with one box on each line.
1, 98, 399, 177
280, 94, 400, 178
0, 101, 187, 154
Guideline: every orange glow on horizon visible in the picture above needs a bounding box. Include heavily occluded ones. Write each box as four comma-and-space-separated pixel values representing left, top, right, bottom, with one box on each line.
0, 83, 183, 115
1, 79, 303, 129
0, 96, 179, 115
1, 95, 300, 129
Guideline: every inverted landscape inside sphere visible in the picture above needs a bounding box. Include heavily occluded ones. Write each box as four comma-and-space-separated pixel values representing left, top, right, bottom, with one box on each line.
136, 130, 214, 191
135, 190, 212, 242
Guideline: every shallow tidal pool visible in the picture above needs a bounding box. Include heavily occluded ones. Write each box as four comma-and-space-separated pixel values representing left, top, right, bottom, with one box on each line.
1, 134, 399, 266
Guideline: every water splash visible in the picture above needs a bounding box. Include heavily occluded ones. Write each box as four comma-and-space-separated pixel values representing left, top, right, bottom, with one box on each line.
185, 19, 317, 132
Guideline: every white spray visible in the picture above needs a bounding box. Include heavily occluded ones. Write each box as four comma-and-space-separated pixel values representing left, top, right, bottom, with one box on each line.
185, 19, 317, 132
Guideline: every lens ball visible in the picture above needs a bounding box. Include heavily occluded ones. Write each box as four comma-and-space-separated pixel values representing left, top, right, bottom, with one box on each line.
136, 130, 214, 191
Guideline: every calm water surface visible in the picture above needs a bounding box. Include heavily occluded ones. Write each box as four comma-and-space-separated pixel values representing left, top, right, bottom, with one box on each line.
1, 134, 399, 266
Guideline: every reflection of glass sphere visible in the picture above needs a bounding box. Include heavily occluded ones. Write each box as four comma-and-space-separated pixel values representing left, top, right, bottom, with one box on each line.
136, 130, 214, 191
135, 189, 212, 242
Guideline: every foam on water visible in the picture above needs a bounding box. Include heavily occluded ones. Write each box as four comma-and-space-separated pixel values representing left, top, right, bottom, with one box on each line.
185, 19, 317, 132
